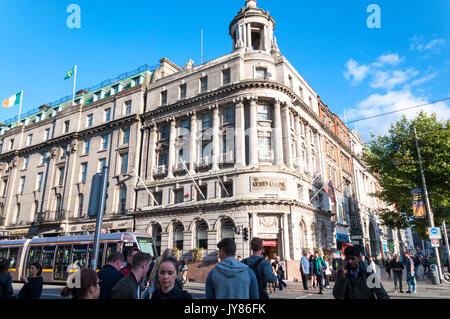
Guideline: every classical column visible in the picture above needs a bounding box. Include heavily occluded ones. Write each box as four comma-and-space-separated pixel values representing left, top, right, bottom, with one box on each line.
251, 213, 258, 238
294, 115, 303, 172
305, 123, 313, 174
247, 23, 252, 49
281, 103, 293, 168
212, 106, 220, 171
147, 124, 157, 181
234, 99, 246, 167
167, 118, 176, 178
282, 213, 291, 259
140, 128, 149, 178
273, 99, 284, 166
249, 97, 258, 166
189, 113, 197, 173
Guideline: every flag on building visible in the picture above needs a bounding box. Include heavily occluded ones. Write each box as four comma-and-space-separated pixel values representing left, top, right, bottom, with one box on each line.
65, 66, 75, 80
2, 91, 22, 108
323, 180, 337, 204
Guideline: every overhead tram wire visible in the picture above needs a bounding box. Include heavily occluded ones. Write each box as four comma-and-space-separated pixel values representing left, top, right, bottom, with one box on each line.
345, 97, 450, 125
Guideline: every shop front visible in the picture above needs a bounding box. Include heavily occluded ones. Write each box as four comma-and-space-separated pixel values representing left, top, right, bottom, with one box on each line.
262, 240, 278, 260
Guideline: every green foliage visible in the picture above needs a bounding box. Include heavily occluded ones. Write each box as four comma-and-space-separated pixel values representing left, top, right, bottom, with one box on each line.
363, 112, 450, 238
191, 248, 204, 262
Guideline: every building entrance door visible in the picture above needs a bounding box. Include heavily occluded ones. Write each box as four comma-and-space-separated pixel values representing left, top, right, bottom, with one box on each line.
262, 240, 278, 260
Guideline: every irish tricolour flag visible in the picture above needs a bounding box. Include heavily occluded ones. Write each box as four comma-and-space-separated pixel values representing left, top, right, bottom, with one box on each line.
2, 91, 22, 108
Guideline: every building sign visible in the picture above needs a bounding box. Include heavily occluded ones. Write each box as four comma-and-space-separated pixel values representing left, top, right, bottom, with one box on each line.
69, 220, 133, 233
431, 239, 440, 248
336, 233, 350, 242
381, 240, 389, 252
428, 227, 442, 240
262, 240, 277, 247
0, 230, 10, 237
250, 177, 287, 192
411, 188, 426, 218
9, 229, 29, 235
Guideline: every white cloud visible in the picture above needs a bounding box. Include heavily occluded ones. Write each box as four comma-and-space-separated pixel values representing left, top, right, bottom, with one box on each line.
408, 72, 439, 87
372, 53, 403, 67
346, 89, 450, 140
370, 68, 419, 90
343, 59, 370, 85
410, 36, 447, 54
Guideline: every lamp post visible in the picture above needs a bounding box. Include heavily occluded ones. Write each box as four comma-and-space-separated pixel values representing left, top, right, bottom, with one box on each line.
413, 126, 444, 283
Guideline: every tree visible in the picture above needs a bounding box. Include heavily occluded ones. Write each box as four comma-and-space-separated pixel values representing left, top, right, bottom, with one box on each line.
363, 112, 450, 238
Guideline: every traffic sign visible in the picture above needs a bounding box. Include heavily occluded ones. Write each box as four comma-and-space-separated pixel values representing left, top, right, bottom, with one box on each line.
428, 227, 442, 239
431, 239, 440, 247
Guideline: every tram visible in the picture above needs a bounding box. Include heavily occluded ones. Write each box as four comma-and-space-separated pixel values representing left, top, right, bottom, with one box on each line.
0, 232, 157, 284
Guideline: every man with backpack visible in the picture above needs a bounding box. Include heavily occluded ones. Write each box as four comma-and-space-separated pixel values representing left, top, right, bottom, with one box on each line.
242, 237, 277, 299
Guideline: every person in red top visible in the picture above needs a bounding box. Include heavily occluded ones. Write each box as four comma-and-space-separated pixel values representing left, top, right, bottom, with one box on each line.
120, 248, 140, 276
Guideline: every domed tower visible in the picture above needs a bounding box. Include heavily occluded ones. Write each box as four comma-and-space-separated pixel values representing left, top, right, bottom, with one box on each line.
229, 0, 279, 54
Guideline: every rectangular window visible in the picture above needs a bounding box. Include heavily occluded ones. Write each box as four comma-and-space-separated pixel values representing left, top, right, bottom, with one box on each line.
24, 156, 29, 169
221, 182, 233, 198
202, 114, 211, 129
161, 91, 167, 105
58, 167, 65, 186
37, 173, 43, 191
19, 176, 26, 194
120, 153, 128, 174
179, 84, 187, 99
224, 107, 235, 123
41, 152, 47, 165
45, 128, 50, 140
87, 114, 93, 127
258, 137, 272, 161
105, 108, 111, 122
98, 158, 106, 172
255, 67, 267, 79
222, 69, 231, 85
84, 139, 90, 154
133, 76, 141, 86
41, 247, 55, 269
288, 75, 293, 89
9, 139, 14, 150
122, 128, 130, 145
197, 185, 207, 201
257, 104, 269, 120
158, 153, 168, 167
299, 86, 304, 99
102, 135, 109, 150
200, 76, 208, 92
64, 120, 70, 133
125, 101, 132, 115
112, 85, 119, 95
160, 125, 169, 140
27, 134, 33, 145
174, 188, 184, 204
153, 191, 162, 206
95, 91, 102, 101
81, 163, 88, 182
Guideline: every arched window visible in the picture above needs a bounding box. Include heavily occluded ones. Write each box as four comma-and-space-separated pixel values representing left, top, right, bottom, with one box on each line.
152, 224, 162, 256
119, 185, 127, 214
299, 221, 308, 250
172, 222, 184, 250
196, 221, 208, 249
221, 219, 235, 240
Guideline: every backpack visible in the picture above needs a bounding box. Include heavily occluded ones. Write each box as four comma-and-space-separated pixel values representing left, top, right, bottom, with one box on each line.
242, 257, 268, 299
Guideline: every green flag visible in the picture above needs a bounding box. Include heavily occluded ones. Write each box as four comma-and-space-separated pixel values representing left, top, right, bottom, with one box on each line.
65, 66, 75, 80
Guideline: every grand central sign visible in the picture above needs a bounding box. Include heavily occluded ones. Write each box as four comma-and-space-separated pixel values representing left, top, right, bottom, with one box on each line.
250, 177, 287, 192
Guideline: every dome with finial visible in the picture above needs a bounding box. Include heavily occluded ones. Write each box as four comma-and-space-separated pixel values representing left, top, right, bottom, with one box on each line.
245, 0, 257, 9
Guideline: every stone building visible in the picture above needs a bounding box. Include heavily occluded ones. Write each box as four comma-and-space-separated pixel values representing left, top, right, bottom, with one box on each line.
0, 66, 153, 238
0, 0, 405, 269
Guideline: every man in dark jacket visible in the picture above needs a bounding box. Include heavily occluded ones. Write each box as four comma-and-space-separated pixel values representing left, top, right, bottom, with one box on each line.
242, 237, 277, 299
120, 248, 139, 276
98, 252, 124, 299
0, 259, 13, 299
333, 246, 390, 299
112, 252, 150, 299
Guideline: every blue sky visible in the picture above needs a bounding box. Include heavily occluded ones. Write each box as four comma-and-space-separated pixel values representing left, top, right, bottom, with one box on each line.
1, 0, 449, 141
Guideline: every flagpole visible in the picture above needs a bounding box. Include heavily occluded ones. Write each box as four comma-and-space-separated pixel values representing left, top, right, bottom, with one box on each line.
72, 65, 78, 106
17, 90, 23, 126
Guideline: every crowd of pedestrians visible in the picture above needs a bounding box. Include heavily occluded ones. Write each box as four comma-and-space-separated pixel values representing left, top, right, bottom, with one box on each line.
2, 239, 441, 300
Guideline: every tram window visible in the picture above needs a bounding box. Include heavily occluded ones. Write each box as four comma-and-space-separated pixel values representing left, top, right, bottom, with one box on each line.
71, 245, 88, 269
26, 247, 42, 275
105, 243, 118, 261
41, 247, 55, 269
122, 242, 138, 260
136, 237, 156, 257
0, 248, 7, 260
54, 245, 71, 281
88, 244, 104, 270
8, 248, 19, 268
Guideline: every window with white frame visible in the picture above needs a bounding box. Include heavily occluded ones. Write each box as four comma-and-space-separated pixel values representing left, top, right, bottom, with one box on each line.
255, 67, 267, 79
257, 104, 269, 120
